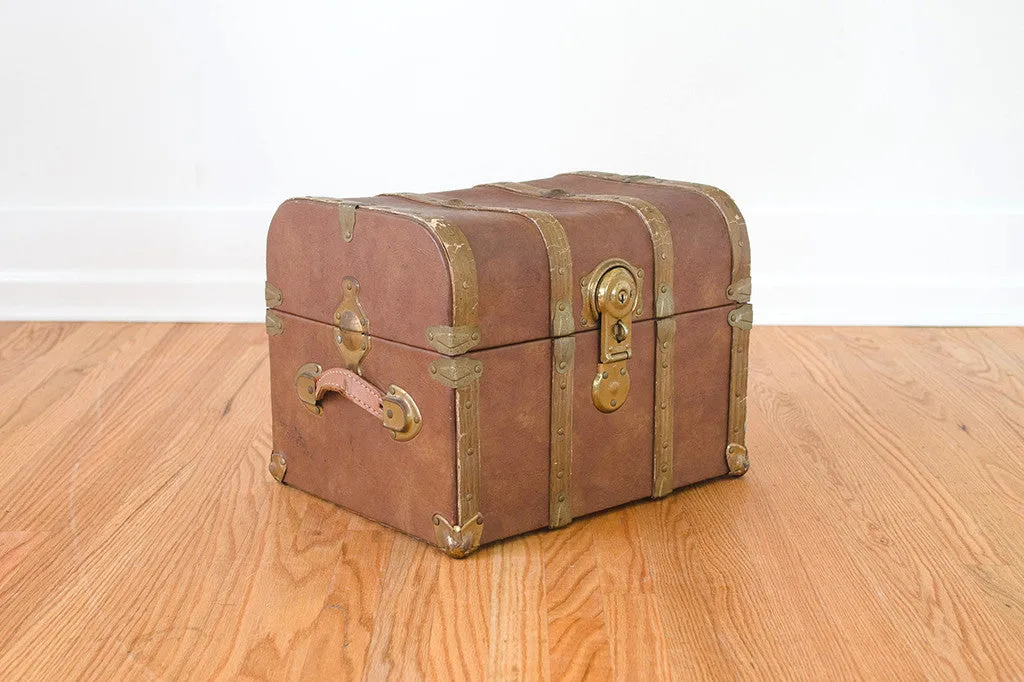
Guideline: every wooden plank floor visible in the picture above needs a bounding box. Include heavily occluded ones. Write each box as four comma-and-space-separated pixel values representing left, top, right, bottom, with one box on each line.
0, 323, 1022, 680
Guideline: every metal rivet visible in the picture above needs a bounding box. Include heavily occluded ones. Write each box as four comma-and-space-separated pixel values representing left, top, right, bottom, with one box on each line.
389, 387, 396, 394
660, 402, 667, 409
466, 493, 473, 500
434, 517, 441, 526
558, 267, 565, 275
472, 332, 480, 340
557, 493, 566, 502
386, 409, 393, 418
610, 399, 617, 407
307, 386, 314, 394
662, 342, 669, 349
334, 312, 341, 321
414, 416, 420, 423
465, 401, 472, 409
430, 366, 437, 374
462, 281, 470, 289
661, 464, 669, 472
474, 364, 482, 373
619, 367, 626, 375
428, 332, 434, 340
663, 442, 669, 449
637, 268, 644, 278
660, 284, 668, 293
557, 427, 564, 435
336, 334, 342, 343
467, 448, 474, 456
558, 302, 566, 311
560, 382, 567, 390
558, 361, 566, 370
662, 361, 668, 368
602, 371, 608, 379
556, 470, 564, 479
661, 253, 667, 260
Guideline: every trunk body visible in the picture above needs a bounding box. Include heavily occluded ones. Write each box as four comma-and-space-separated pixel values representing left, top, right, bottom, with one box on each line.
265, 172, 752, 556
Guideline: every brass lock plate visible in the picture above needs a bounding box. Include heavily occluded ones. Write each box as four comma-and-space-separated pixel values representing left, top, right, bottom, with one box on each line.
582, 260, 641, 412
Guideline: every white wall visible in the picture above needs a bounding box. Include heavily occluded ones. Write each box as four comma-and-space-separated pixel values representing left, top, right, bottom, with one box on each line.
2, 0, 1021, 324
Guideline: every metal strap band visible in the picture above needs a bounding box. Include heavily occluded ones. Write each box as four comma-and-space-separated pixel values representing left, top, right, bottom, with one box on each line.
301, 196, 485, 543
383, 192, 576, 529
653, 318, 675, 496
487, 181, 677, 499
727, 304, 753, 473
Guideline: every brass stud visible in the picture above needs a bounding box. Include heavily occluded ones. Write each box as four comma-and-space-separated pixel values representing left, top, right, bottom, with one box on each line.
660, 284, 668, 293
558, 302, 566, 311
556, 470, 564, 479
386, 409, 393, 419
602, 371, 608, 379
661, 464, 669, 472
474, 364, 482, 373
471, 332, 480, 340
557, 493, 566, 502
619, 367, 626, 375
610, 399, 617, 407
558, 361, 567, 370
557, 427, 564, 435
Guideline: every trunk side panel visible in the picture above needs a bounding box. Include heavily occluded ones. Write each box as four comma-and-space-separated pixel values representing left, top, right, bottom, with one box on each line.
269, 311, 456, 544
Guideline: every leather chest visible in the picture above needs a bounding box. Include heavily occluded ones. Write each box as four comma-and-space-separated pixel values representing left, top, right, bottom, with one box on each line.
264, 172, 752, 557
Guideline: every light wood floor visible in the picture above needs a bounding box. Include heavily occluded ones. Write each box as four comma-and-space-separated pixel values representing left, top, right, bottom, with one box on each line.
0, 323, 1022, 680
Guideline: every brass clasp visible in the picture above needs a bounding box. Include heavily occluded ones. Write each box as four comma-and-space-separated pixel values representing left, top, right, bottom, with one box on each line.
582, 260, 641, 412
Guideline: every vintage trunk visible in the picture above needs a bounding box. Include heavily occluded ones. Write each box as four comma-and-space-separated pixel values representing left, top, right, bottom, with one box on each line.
265, 171, 752, 557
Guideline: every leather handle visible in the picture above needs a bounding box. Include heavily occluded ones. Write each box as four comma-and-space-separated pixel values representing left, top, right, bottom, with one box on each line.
294, 363, 422, 442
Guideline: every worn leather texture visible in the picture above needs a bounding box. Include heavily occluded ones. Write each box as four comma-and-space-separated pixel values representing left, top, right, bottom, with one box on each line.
266, 172, 744, 549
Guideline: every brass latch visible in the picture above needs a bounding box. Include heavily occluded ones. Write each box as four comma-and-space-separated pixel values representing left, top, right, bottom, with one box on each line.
582, 260, 641, 412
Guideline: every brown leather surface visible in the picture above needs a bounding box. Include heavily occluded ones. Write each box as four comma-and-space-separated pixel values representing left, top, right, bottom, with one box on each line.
315, 367, 384, 419
269, 311, 455, 545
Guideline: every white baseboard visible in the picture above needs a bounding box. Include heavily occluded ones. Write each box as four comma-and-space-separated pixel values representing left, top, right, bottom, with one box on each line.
1, 206, 1022, 325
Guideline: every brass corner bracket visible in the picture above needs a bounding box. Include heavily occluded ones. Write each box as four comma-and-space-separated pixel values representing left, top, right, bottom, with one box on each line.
726, 443, 749, 477
428, 358, 483, 389
426, 325, 481, 355
265, 281, 283, 308
268, 452, 287, 482
433, 513, 484, 558
265, 311, 283, 336
728, 304, 753, 330
727, 277, 751, 303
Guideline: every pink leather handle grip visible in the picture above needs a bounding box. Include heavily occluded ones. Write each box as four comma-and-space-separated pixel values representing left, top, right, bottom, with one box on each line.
315, 367, 385, 419
294, 363, 422, 442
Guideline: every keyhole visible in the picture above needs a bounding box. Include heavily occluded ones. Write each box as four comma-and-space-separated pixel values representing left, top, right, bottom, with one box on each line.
618, 290, 628, 304
613, 321, 629, 343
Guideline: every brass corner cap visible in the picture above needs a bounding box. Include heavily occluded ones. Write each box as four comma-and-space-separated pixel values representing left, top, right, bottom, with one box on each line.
268, 452, 287, 482
433, 512, 483, 558
726, 443, 749, 477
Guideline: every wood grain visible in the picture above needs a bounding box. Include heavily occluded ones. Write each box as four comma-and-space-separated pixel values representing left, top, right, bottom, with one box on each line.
1, 323, 1022, 680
